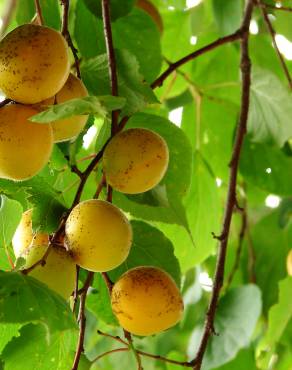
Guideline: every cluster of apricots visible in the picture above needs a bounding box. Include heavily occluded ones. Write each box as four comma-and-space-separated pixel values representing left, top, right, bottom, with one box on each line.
3, 12, 182, 335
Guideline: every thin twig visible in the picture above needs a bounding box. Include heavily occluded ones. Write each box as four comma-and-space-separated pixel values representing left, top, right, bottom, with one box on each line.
94, 173, 106, 198
151, 30, 244, 89
101, 0, 119, 135
93, 348, 129, 362
101, 272, 113, 293
124, 330, 143, 370
34, 0, 44, 25
60, 0, 81, 78
263, 2, 292, 13
225, 204, 247, 288
71, 271, 94, 370
0, 99, 12, 108
136, 349, 192, 367
97, 330, 128, 346
190, 2, 254, 369
72, 265, 80, 313
257, 0, 292, 89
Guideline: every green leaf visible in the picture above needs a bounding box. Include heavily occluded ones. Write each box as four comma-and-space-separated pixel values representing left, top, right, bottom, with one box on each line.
248, 68, 292, 147
84, 0, 135, 21
87, 274, 118, 326
30, 96, 126, 124
258, 277, 292, 365
240, 138, 292, 196
188, 285, 262, 369
0, 272, 76, 332
81, 50, 157, 117
212, 348, 258, 370
212, 0, 242, 36
1, 324, 77, 370
0, 196, 22, 249
0, 324, 21, 354
109, 221, 181, 286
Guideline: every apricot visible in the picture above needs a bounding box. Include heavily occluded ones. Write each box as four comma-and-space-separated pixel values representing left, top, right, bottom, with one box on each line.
41, 73, 89, 142
287, 250, 292, 276
0, 24, 70, 104
27, 246, 76, 300
103, 128, 169, 194
65, 200, 132, 272
0, 104, 53, 180
137, 0, 163, 33
12, 209, 49, 258
111, 266, 184, 336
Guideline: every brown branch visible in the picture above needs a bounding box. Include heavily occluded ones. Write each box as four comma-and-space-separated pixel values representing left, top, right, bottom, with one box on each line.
60, 0, 81, 78
93, 348, 129, 362
101, 0, 119, 135
263, 3, 292, 12
257, 0, 292, 89
151, 30, 244, 89
72, 265, 80, 313
97, 330, 128, 346
101, 272, 113, 293
34, 0, 44, 25
190, 2, 254, 369
94, 173, 106, 198
136, 349, 192, 367
0, 0, 17, 37
225, 204, 247, 288
0, 99, 12, 108
124, 330, 143, 370
71, 271, 94, 370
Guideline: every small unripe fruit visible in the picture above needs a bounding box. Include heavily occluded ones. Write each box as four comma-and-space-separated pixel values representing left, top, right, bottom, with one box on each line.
103, 128, 169, 194
27, 246, 76, 300
0, 105, 53, 180
12, 209, 49, 258
42, 73, 89, 142
111, 266, 184, 336
65, 200, 132, 272
287, 250, 292, 276
0, 24, 70, 104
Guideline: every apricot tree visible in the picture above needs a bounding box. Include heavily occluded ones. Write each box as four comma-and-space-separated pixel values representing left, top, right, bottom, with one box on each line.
0, 1, 291, 370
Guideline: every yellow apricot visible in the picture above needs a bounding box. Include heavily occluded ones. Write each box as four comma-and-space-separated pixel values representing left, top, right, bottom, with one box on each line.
0, 24, 70, 104
136, 0, 163, 33
65, 200, 132, 272
0, 104, 53, 180
12, 209, 49, 258
42, 73, 89, 142
111, 266, 184, 336
27, 246, 76, 300
103, 128, 169, 194
287, 250, 292, 276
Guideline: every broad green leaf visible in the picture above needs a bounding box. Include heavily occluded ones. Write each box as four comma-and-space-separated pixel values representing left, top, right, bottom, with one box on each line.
0, 272, 76, 332
86, 274, 118, 326
30, 96, 126, 124
81, 50, 157, 116
212, 0, 242, 36
0, 324, 21, 354
248, 68, 292, 147
109, 221, 181, 286
84, 0, 135, 21
241, 211, 292, 313
257, 277, 292, 366
1, 324, 77, 370
212, 348, 257, 370
188, 285, 262, 369
240, 138, 292, 196
0, 196, 22, 249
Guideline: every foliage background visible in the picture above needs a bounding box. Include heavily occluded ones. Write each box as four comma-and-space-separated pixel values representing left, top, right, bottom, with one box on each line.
0, 0, 292, 369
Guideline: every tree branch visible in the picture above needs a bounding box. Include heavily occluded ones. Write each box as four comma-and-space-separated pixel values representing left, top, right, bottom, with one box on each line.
151, 30, 243, 89
34, 0, 44, 25
189, 2, 254, 369
0, 99, 12, 108
60, 0, 81, 78
257, 0, 292, 89
101, 0, 119, 135
71, 271, 94, 370
263, 2, 292, 13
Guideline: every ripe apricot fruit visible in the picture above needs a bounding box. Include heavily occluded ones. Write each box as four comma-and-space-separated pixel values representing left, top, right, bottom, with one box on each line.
27, 246, 76, 300
0, 104, 53, 180
111, 266, 184, 336
0, 24, 70, 104
103, 128, 169, 194
12, 209, 49, 258
136, 0, 163, 33
65, 200, 132, 272
287, 250, 292, 276
42, 73, 89, 142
